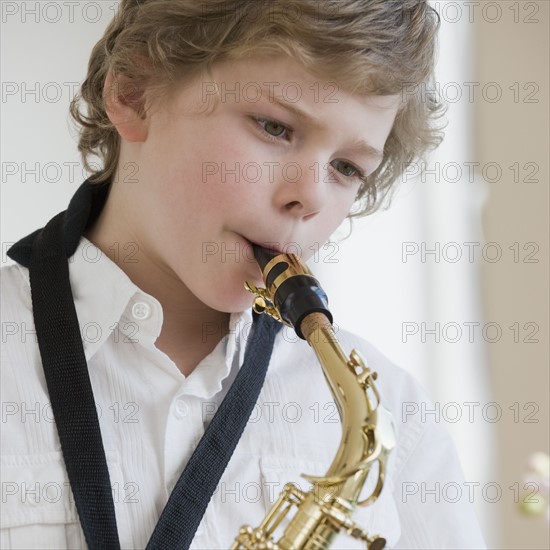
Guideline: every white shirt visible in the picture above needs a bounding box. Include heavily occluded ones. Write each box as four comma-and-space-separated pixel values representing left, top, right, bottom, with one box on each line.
1, 236, 487, 549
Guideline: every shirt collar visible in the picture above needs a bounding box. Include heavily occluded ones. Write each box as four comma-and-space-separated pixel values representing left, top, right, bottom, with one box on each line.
70, 235, 154, 363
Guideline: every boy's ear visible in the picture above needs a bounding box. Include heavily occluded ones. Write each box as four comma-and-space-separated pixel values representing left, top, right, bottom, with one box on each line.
103, 70, 148, 142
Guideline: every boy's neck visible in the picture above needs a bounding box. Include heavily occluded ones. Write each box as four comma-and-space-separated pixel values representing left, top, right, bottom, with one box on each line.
83, 196, 230, 378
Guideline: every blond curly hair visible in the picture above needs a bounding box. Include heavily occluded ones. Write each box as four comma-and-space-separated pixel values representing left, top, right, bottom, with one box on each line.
70, 0, 445, 217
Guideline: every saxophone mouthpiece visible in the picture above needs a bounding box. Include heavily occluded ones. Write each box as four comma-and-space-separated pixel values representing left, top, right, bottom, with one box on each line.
251, 244, 280, 272
249, 244, 333, 340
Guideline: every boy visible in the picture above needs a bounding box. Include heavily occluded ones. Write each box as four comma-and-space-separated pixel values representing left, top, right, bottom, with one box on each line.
1, 0, 486, 548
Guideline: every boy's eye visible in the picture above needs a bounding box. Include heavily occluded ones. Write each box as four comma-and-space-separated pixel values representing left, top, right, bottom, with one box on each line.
263, 119, 287, 138
254, 117, 290, 140
332, 160, 359, 178
253, 117, 367, 183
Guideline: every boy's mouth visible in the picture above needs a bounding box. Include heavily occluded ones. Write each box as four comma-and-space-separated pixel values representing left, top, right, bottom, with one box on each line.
242, 237, 285, 256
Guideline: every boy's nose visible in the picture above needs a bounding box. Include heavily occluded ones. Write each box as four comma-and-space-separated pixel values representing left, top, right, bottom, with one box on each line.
274, 160, 327, 221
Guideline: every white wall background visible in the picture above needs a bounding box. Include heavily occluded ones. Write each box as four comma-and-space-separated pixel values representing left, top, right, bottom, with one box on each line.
1, 1, 497, 546
2, 1, 120, 243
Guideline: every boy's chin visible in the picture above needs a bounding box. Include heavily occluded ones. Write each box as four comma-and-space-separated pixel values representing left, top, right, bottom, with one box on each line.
202, 285, 258, 315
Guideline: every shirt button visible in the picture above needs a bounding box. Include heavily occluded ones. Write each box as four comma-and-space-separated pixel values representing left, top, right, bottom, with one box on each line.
132, 301, 151, 321
174, 400, 189, 419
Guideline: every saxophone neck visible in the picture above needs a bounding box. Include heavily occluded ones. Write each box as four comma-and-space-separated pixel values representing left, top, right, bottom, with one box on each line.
299, 310, 335, 341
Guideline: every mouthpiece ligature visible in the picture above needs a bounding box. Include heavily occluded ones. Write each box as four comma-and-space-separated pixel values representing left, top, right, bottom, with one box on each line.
245, 245, 332, 339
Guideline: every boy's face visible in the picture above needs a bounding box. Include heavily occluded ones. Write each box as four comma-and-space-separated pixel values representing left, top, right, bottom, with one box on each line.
120, 55, 400, 313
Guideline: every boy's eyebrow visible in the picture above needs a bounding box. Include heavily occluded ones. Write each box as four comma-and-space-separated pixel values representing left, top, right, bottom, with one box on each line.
260, 85, 384, 160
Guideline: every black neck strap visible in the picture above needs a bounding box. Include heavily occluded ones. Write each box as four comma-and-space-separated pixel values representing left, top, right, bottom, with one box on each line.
23, 182, 281, 549
29, 210, 121, 549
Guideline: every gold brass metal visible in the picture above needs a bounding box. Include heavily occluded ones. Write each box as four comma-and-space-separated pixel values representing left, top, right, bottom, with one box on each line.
233, 253, 397, 549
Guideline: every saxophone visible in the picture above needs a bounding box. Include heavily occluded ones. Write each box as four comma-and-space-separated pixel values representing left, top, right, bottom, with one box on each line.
232, 245, 397, 550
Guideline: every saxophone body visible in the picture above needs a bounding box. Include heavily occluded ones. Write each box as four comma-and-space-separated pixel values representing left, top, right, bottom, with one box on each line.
233, 247, 397, 550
